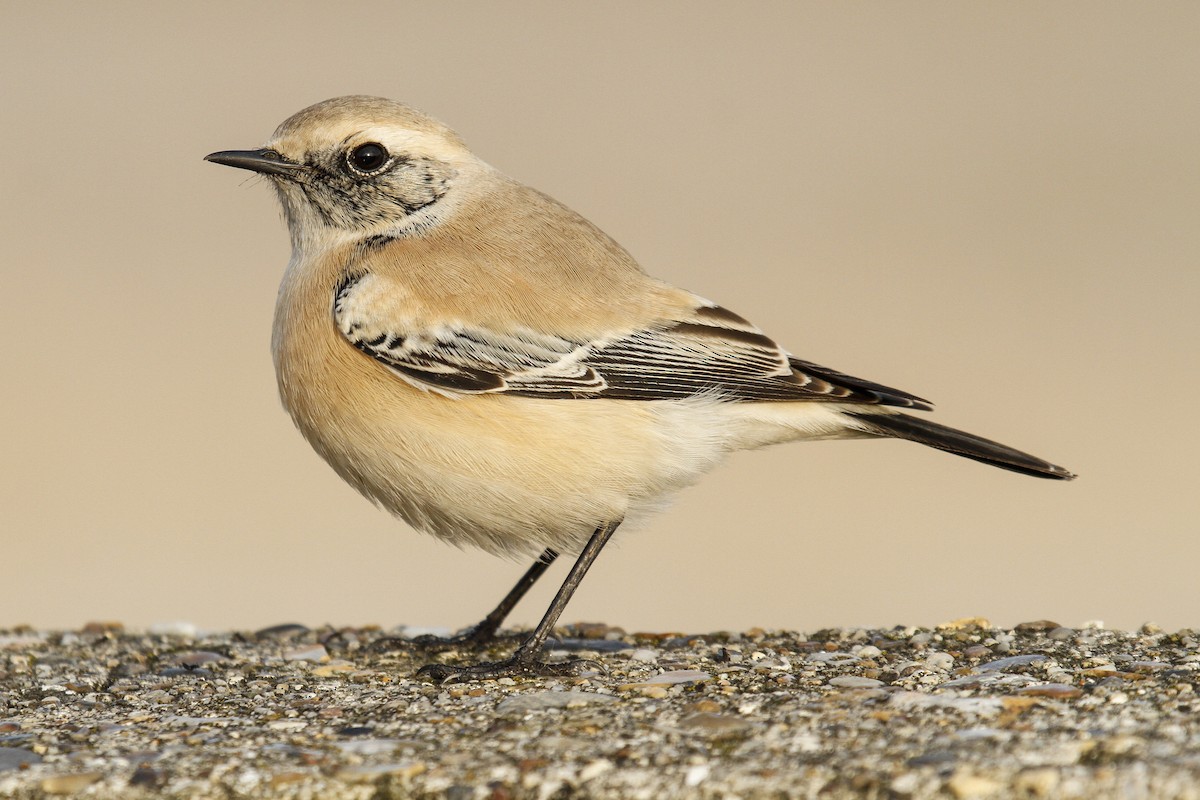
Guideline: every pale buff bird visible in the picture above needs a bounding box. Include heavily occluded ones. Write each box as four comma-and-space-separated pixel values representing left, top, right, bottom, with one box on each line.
206, 96, 1074, 682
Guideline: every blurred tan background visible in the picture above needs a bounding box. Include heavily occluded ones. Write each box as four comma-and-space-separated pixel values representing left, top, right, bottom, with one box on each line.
2, 3, 1196, 635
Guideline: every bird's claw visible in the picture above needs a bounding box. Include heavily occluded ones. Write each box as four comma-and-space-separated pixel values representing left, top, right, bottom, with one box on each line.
416, 656, 601, 684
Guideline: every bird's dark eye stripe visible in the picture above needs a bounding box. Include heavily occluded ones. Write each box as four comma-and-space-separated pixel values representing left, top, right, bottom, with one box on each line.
347, 142, 390, 174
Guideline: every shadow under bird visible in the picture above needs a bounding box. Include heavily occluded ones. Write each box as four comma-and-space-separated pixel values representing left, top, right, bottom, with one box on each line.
206, 96, 1074, 682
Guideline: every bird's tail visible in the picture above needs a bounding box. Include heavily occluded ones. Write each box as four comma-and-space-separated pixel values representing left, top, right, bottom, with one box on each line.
847, 412, 1076, 480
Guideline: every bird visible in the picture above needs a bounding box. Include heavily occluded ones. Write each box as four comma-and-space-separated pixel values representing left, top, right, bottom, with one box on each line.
206, 95, 1074, 682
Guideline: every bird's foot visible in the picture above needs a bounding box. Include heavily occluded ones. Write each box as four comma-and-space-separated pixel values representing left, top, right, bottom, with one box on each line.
417, 654, 601, 684
368, 624, 518, 654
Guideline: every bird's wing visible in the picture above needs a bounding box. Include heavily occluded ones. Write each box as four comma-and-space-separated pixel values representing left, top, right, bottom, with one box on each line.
335, 273, 931, 408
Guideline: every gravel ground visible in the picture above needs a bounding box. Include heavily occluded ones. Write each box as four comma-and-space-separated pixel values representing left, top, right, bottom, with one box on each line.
1, 619, 1198, 799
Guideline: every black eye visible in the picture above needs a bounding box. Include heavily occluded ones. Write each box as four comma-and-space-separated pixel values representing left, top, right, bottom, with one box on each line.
347, 143, 389, 174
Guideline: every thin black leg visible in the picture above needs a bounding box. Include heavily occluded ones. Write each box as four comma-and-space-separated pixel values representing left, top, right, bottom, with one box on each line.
371, 548, 558, 652
417, 520, 621, 682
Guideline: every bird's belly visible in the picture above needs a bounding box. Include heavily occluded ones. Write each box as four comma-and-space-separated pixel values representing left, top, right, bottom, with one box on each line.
277, 346, 731, 556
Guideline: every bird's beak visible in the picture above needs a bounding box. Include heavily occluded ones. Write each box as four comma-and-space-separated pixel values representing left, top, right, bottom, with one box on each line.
204, 149, 306, 177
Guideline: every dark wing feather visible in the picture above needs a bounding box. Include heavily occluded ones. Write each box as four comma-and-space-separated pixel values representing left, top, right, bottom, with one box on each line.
335, 275, 928, 408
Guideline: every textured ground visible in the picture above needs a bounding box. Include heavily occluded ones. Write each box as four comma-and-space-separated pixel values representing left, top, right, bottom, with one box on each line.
1, 619, 1198, 799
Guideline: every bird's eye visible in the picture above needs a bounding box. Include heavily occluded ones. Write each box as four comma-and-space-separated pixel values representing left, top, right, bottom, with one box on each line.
347, 143, 390, 175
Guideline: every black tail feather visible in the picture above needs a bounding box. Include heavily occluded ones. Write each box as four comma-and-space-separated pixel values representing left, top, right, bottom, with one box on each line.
850, 413, 1076, 480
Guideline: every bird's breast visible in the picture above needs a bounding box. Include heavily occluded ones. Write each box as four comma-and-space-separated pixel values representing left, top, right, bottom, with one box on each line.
268, 251, 726, 556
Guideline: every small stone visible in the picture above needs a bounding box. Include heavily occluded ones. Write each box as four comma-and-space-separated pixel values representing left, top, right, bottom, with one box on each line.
684, 764, 710, 787
255, 623, 310, 640
149, 621, 199, 637
1018, 683, 1082, 699
169, 651, 224, 668
267, 719, 308, 731
685, 699, 722, 714
1014, 620, 1060, 633
645, 670, 711, 685
963, 645, 992, 659
312, 660, 356, 677
578, 759, 613, 782
0, 748, 41, 772
1014, 768, 1060, 796
977, 654, 1049, 672
128, 766, 163, 788
925, 652, 955, 671
497, 691, 618, 713
337, 763, 425, 783
81, 621, 124, 635
677, 713, 752, 737
1047, 627, 1075, 641
283, 644, 328, 662
333, 739, 406, 756
572, 622, 618, 639
946, 771, 1002, 798
40, 773, 103, 794
938, 617, 991, 631
1098, 735, 1143, 756
808, 652, 858, 664
890, 771, 922, 794
628, 648, 658, 663
829, 676, 884, 688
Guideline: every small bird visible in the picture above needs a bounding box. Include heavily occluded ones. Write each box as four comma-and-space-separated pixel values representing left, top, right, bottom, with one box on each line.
206, 96, 1074, 682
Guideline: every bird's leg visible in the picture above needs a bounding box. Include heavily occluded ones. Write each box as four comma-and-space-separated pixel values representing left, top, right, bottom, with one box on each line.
371, 549, 558, 652
418, 520, 620, 682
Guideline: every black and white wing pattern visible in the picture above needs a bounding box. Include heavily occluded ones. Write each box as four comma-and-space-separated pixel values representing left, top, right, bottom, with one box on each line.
335, 273, 930, 409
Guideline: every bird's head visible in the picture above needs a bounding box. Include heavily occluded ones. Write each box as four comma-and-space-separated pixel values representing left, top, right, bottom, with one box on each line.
206, 96, 479, 249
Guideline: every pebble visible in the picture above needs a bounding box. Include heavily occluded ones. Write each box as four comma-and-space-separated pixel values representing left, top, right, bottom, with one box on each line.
946, 771, 1002, 798
977, 654, 1049, 672
891, 692, 1004, 717
168, 650, 224, 667
0, 748, 41, 772
677, 713, 753, 737
40, 773, 103, 794
1018, 683, 1082, 699
939, 617, 991, 631
497, 691, 618, 713
577, 759, 613, 782
255, 623, 310, 639
336, 762, 425, 783
684, 764, 710, 786
924, 652, 955, 671
332, 739, 406, 756
312, 660, 356, 677
808, 652, 858, 664
829, 676, 884, 688
1014, 767, 1060, 796
282, 644, 328, 662
644, 670, 711, 685
148, 621, 199, 637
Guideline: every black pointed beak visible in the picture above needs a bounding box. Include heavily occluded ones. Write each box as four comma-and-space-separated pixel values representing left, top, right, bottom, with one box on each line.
204, 149, 305, 177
